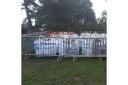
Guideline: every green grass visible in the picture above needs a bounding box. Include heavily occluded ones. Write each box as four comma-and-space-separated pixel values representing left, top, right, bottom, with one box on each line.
22, 57, 106, 85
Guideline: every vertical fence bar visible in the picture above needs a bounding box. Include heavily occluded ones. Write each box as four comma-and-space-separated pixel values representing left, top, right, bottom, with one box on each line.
87, 38, 89, 55
63, 37, 64, 56
40, 36, 42, 55
88, 38, 90, 55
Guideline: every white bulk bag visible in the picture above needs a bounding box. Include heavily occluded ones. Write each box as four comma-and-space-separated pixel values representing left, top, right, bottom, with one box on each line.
80, 39, 93, 55
33, 38, 64, 56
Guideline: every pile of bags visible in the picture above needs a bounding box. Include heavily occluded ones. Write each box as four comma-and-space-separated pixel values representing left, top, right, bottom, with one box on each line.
80, 32, 106, 38
33, 39, 106, 56
33, 32, 106, 57
33, 38, 64, 56
33, 38, 80, 56
33, 38, 95, 56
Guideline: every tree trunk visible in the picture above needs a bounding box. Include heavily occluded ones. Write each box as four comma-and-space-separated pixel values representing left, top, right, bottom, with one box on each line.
23, 0, 32, 33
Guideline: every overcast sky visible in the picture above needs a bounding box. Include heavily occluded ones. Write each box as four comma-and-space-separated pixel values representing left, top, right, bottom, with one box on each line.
21, 0, 107, 21
91, 0, 107, 18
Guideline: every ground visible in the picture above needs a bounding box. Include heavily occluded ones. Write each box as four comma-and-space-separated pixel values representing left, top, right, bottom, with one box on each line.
22, 57, 106, 85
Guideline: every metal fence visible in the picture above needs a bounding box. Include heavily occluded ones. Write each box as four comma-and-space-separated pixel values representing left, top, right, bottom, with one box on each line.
22, 36, 106, 58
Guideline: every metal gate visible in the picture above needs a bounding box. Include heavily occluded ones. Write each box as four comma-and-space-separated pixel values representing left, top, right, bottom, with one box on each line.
63, 38, 106, 57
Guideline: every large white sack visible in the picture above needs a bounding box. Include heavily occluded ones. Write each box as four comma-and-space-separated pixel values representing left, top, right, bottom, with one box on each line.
80, 39, 93, 55
33, 38, 64, 56
34, 46, 58, 56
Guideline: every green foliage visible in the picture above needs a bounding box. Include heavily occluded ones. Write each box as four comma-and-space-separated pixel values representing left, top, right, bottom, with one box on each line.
21, 19, 28, 34
35, 0, 96, 34
21, 0, 107, 33
96, 10, 107, 32
22, 0, 39, 32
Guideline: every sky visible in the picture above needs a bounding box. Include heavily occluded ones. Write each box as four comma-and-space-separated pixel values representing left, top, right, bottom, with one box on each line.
21, 0, 107, 22
91, 0, 107, 18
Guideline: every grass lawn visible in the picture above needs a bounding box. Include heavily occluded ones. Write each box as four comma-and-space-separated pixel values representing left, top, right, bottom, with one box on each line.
22, 57, 106, 85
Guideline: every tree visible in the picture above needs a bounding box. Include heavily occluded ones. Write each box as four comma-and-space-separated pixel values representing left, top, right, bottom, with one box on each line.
35, 0, 96, 34
96, 10, 107, 32
22, 0, 39, 32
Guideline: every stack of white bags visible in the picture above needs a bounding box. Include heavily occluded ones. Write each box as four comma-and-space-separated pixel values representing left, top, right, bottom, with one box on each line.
33, 38, 80, 56
34, 38, 64, 56
33, 32, 106, 57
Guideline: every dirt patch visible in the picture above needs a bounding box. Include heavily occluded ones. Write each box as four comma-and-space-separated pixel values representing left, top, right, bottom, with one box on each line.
66, 75, 81, 85
50, 74, 57, 78
73, 75, 80, 81
44, 80, 51, 85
